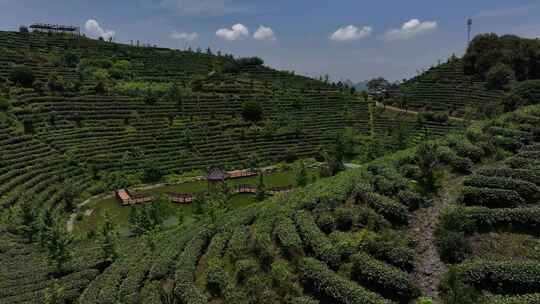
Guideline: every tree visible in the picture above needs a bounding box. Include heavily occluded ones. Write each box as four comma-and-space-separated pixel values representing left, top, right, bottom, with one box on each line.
23, 118, 34, 134
11, 203, 39, 242
241, 101, 263, 122
367, 77, 390, 97
110, 60, 132, 79
256, 172, 266, 201
128, 195, 170, 236
415, 142, 441, 193
38, 208, 56, 248
43, 220, 73, 274
47, 72, 65, 92
0, 96, 10, 112
486, 63, 514, 90
97, 213, 119, 261
440, 268, 479, 304
44, 283, 66, 304
63, 51, 79, 68
93, 69, 110, 95
143, 90, 160, 105
143, 166, 164, 183
62, 181, 78, 212
296, 161, 308, 187
10, 65, 35, 87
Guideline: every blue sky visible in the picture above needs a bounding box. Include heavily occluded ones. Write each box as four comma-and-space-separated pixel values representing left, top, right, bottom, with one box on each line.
2, 0, 540, 82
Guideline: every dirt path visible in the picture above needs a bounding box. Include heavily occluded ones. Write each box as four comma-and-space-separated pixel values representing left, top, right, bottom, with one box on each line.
375, 101, 466, 122
408, 190, 449, 300
408, 176, 464, 301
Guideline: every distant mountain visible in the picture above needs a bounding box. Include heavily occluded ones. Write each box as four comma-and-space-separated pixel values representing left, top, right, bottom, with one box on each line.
344, 79, 369, 92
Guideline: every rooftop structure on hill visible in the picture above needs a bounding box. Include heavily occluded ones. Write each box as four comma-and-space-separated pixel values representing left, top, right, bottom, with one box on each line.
116, 189, 153, 206
28, 23, 80, 35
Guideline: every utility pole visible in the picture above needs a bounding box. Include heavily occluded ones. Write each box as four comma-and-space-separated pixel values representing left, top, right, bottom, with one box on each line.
467, 18, 473, 44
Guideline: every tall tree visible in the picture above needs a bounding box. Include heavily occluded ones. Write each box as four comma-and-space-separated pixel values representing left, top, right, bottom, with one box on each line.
43, 220, 73, 275
97, 213, 119, 261
256, 172, 266, 201
296, 161, 308, 187
12, 203, 39, 242
44, 283, 66, 304
416, 142, 441, 194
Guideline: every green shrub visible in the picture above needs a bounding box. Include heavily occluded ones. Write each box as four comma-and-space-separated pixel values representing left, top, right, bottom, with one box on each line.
460, 186, 524, 208
435, 229, 470, 264
512, 80, 540, 106
274, 216, 303, 257
316, 212, 336, 234
356, 192, 409, 225
9, 65, 35, 87
454, 260, 540, 294
47, 72, 65, 92
299, 257, 392, 304
486, 63, 514, 90
440, 268, 480, 304
295, 211, 340, 267
463, 176, 539, 202
0, 96, 10, 111
241, 101, 263, 122
484, 293, 540, 304
493, 136, 523, 152
476, 167, 540, 186
351, 252, 420, 302
397, 190, 426, 210
438, 146, 474, 173
363, 238, 415, 271
456, 206, 540, 232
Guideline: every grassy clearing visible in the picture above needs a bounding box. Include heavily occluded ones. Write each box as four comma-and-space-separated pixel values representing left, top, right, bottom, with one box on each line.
73, 169, 319, 234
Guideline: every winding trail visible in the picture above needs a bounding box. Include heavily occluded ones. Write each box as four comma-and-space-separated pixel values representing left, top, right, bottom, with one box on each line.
375, 101, 467, 122
407, 176, 464, 301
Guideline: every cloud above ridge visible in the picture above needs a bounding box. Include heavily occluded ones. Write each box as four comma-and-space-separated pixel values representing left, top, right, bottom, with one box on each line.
216, 23, 249, 41
384, 19, 437, 41
85, 19, 116, 40
330, 25, 372, 42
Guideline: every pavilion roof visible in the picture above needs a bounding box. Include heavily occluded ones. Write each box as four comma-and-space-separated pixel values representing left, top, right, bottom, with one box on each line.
206, 168, 228, 181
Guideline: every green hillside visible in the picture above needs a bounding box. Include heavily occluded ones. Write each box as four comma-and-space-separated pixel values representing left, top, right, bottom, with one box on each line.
397, 58, 504, 117
4, 30, 540, 304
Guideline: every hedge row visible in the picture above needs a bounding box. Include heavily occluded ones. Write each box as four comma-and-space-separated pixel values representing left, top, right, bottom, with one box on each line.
362, 240, 415, 272
295, 211, 340, 268
438, 146, 474, 173
356, 192, 409, 226
173, 230, 211, 304
351, 252, 420, 302
455, 260, 540, 294
476, 167, 540, 186
455, 206, 540, 233
483, 293, 540, 304
460, 186, 524, 208
274, 215, 304, 257
505, 156, 540, 170
463, 175, 539, 202
299, 257, 394, 304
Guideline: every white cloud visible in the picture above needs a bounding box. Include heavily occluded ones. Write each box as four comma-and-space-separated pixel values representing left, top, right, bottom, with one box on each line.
384, 19, 437, 41
254, 26, 276, 41
171, 31, 199, 41
160, 0, 243, 16
330, 25, 372, 42
85, 19, 116, 40
216, 23, 249, 41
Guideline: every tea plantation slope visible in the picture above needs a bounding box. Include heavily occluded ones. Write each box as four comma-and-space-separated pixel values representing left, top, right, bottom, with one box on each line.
397, 59, 504, 116
54, 106, 540, 304
0, 31, 232, 84
0, 121, 90, 207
